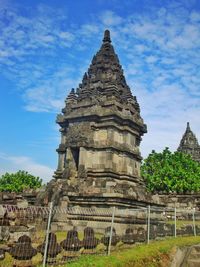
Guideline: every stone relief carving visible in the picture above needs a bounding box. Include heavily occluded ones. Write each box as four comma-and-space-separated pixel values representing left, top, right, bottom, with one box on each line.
65, 123, 92, 147
78, 165, 87, 179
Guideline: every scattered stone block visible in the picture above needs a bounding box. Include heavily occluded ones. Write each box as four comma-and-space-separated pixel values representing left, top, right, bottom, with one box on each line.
37, 232, 62, 265
60, 228, 82, 260
122, 228, 135, 244
135, 227, 146, 242
101, 227, 120, 247
9, 235, 37, 267
82, 227, 99, 252
0, 248, 5, 261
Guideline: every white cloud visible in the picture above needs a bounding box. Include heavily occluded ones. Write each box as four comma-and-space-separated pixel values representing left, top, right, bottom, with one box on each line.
146, 55, 158, 64
190, 11, 200, 22
59, 31, 74, 42
23, 66, 78, 112
0, 3, 74, 63
131, 81, 200, 157
0, 1, 200, 159
100, 10, 123, 26
0, 153, 54, 182
37, 35, 55, 43
80, 24, 99, 36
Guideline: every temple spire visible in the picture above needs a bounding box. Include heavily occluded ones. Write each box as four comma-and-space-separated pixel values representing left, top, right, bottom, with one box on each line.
103, 29, 111, 43
186, 122, 191, 132
68, 30, 141, 112
177, 122, 200, 162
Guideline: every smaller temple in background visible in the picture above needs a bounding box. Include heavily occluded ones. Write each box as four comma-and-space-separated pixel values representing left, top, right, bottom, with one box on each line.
178, 122, 200, 163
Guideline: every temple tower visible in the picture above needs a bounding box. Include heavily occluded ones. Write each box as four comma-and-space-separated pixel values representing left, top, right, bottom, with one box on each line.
178, 122, 200, 163
54, 30, 148, 208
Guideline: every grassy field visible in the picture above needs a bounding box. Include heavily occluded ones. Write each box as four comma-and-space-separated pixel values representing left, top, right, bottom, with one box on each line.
1, 232, 200, 267
67, 236, 200, 267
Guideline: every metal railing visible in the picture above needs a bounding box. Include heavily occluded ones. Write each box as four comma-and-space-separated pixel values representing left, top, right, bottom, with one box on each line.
0, 204, 199, 266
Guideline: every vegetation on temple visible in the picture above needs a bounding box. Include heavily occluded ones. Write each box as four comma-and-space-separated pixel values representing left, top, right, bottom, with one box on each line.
141, 148, 200, 193
0, 170, 42, 192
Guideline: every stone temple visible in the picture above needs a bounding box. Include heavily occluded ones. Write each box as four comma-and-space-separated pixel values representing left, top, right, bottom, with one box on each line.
43, 30, 151, 209
178, 122, 200, 163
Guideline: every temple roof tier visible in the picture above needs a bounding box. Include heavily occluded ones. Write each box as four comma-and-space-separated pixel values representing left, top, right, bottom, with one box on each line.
66, 30, 140, 112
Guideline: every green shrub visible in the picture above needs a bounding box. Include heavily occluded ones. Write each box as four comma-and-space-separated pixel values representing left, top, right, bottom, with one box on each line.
0, 170, 42, 192
141, 148, 200, 193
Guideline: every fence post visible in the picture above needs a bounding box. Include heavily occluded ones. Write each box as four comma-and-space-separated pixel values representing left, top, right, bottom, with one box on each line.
174, 207, 177, 238
147, 205, 151, 244
43, 201, 53, 267
108, 206, 115, 256
193, 208, 196, 236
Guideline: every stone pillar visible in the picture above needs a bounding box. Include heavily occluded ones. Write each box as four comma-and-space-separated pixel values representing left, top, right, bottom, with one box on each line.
57, 153, 65, 171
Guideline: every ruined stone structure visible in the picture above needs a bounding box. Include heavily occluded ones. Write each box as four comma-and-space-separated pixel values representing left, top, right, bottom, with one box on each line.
178, 122, 200, 163
43, 29, 151, 210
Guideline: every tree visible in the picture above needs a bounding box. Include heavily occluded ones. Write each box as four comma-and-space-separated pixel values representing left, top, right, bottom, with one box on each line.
0, 170, 42, 193
141, 147, 200, 193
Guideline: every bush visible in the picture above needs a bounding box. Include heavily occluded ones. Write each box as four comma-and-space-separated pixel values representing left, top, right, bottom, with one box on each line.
0, 170, 42, 193
141, 147, 200, 193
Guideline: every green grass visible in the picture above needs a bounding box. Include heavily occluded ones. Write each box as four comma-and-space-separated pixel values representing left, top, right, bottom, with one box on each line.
2, 232, 200, 267
67, 236, 200, 267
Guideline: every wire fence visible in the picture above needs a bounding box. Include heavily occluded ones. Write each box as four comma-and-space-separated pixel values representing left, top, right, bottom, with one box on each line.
0, 203, 199, 266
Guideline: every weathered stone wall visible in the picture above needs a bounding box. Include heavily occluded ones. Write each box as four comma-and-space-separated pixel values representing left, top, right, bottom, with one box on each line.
93, 128, 137, 149
81, 148, 139, 177
154, 194, 200, 209
0, 191, 38, 206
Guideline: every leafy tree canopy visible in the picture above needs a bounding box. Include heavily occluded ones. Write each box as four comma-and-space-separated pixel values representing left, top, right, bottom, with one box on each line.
141, 147, 200, 193
0, 170, 43, 193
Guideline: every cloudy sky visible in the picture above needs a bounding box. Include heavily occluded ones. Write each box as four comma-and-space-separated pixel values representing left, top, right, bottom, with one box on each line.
0, 0, 200, 182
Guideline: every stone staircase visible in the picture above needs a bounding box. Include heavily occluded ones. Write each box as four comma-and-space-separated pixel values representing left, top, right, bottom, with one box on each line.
182, 245, 200, 267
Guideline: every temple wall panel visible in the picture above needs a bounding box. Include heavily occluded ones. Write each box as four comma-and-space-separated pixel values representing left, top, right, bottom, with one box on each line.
93, 129, 136, 149
81, 148, 139, 176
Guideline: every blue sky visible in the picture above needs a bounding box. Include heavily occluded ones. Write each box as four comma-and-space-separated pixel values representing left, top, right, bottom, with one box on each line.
0, 0, 200, 182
